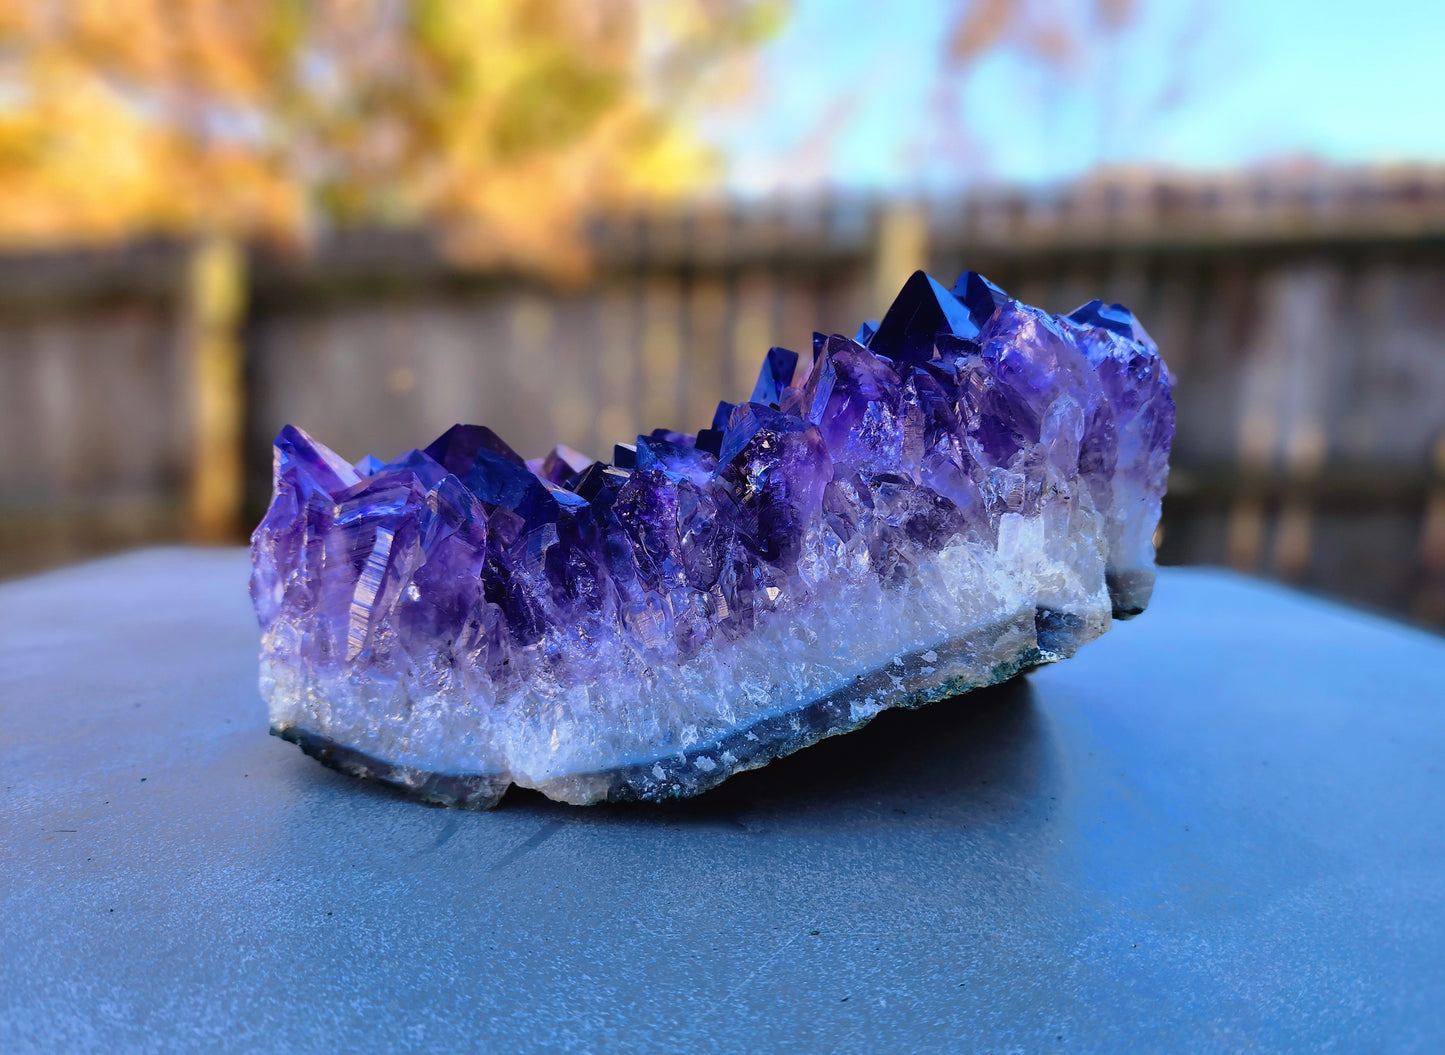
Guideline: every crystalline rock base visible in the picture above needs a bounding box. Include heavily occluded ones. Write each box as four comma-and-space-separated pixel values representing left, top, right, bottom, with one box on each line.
250, 270, 1174, 808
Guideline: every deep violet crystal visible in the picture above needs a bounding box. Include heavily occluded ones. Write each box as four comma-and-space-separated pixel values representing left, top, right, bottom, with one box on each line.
252, 269, 1174, 807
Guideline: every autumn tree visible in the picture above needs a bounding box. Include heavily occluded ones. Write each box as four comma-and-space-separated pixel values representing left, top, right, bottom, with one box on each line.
0, 0, 784, 266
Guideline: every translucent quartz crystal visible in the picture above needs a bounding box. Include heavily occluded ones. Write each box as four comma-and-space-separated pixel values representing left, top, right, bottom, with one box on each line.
251, 270, 1174, 807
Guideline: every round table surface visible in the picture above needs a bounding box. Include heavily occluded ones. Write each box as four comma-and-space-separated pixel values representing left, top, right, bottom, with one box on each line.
3, 549, 1443, 1053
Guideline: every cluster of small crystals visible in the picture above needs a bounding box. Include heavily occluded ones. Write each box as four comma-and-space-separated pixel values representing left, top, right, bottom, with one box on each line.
251, 270, 1173, 794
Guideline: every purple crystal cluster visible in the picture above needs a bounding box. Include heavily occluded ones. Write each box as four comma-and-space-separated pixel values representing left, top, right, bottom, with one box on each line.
252, 270, 1173, 807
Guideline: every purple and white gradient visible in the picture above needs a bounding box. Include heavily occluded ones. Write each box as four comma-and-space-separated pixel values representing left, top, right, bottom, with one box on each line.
251, 270, 1174, 807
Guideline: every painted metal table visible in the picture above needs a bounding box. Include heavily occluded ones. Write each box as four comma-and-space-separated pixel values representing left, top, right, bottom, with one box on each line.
3, 549, 1443, 1052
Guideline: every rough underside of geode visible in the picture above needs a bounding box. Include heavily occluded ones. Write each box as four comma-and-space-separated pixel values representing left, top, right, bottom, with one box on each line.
250, 269, 1174, 808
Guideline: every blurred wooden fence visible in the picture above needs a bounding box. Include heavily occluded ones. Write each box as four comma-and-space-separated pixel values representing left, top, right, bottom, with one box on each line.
3, 165, 1445, 627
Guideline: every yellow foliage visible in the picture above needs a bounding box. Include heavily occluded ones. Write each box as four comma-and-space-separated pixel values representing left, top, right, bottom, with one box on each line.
0, 0, 784, 263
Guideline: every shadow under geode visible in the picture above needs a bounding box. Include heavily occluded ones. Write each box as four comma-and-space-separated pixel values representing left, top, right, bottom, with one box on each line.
498, 673, 1055, 830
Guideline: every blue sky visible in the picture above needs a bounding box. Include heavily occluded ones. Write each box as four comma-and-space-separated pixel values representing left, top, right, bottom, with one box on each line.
704, 0, 1445, 194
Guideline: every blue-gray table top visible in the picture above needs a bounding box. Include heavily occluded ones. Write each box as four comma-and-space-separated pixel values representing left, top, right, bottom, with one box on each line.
3, 549, 1444, 1053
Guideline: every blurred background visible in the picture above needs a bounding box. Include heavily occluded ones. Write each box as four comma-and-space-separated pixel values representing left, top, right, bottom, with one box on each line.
2, 0, 1444, 628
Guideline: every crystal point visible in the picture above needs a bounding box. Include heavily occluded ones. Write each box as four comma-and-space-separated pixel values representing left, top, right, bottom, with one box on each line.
424, 424, 525, 476
951, 270, 1012, 328
253, 269, 1173, 808
870, 270, 979, 360
750, 346, 800, 406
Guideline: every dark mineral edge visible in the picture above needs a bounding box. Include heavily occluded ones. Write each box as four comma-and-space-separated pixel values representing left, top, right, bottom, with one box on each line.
251, 269, 1174, 808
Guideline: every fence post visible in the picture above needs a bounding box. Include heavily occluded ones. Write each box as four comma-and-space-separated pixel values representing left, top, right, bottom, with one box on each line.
184, 235, 247, 543
872, 201, 929, 314
1226, 408, 1273, 572
1417, 432, 1445, 623
1273, 417, 1325, 577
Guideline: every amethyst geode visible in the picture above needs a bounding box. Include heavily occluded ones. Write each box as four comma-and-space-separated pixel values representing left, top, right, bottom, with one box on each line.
251, 270, 1173, 807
